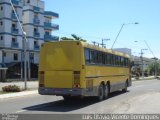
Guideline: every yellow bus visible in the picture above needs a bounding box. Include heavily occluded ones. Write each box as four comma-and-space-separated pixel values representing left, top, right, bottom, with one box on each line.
38, 41, 131, 101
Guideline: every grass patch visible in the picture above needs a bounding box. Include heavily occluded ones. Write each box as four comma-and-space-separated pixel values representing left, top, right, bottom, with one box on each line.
0, 91, 14, 95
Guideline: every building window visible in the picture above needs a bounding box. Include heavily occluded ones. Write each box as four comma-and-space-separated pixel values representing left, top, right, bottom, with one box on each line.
34, 41, 38, 45
1, 6, 3, 11
0, 36, 3, 40
45, 31, 50, 35
27, 0, 30, 3
13, 53, 18, 61
3, 52, 6, 57
12, 24, 16, 28
34, 28, 37, 32
30, 53, 34, 63
12, 37, 16, 42
0, 21, 3, 26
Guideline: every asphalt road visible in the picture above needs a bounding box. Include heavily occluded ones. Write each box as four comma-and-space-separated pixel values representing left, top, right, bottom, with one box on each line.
0, 79, 160, 114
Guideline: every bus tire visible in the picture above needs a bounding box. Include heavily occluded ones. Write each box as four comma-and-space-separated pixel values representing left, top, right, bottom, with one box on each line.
122, 81, 128, 92
97, 84, 104, 101
104, 84, 109, 99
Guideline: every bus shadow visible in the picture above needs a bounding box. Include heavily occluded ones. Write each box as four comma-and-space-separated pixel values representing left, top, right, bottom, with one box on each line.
24, 91, 128, 112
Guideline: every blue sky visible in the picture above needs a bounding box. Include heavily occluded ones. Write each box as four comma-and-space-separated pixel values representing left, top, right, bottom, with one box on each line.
45, 0, 160, 59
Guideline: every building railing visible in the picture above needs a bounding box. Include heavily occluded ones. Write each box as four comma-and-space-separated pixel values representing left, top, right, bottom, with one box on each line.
11, 42, 19, 48
12, 28, 19, 34
44, 34, 59, 41
44, 22, 59, 30
33, 6, 40, 12
44, 11, 59, 18
11, 0, 19, 5
34, 45, 40, 50
34, 32, 40, 38
11, 13, 17, 19
33, 18, 40, 24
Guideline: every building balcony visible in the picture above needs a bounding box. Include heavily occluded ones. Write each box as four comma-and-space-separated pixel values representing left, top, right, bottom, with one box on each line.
12, 28, 19, 34
33, 18, 40, 25
44, 34, 59, 42
11, 13, 17, 20
34, 45, 40, 50
34, 32, 40, 38
44, 22, 59, 30
11, 42, 19, 48
33, 6, 40, 12
11, 0, 19, 5
44, 11, 59, 18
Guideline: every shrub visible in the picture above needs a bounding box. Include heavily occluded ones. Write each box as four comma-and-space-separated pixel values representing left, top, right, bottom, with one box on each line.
2, 85, 21, 92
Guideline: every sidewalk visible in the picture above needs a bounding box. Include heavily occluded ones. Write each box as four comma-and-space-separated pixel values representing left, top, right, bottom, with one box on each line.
0, 81, 38, 99
0, 90, 38, 99
0, 81, 38, 91
132, 76, 157, 81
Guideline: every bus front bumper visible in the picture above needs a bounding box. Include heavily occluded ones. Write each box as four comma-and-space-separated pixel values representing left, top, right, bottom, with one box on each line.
39, 87, 87, 96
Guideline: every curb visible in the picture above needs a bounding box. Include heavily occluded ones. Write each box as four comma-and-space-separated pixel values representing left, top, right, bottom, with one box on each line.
0, 90, 38, 99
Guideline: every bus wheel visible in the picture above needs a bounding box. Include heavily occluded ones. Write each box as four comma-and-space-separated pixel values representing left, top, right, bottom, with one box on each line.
122, 81, 128, 92
97, 84, 104, 101
104, 84, 109, 99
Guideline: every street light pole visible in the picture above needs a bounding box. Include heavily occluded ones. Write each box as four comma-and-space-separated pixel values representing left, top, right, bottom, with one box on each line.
140, 49, 147, 78
10, 0, 28, 90
111, 22, 138, 49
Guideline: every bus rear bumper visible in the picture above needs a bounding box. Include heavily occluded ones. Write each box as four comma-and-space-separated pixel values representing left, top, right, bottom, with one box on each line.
39, 87, 86, 96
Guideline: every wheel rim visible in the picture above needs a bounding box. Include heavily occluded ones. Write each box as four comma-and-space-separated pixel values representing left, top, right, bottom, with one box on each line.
99, 85, 103, 100
104, 85, 109, 99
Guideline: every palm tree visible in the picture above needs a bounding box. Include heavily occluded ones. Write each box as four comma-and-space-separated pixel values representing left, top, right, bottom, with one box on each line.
60, 34, 87, 42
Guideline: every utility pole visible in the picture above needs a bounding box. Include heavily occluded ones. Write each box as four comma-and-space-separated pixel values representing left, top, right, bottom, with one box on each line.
140, 49, 147, 78
10, 0, 28, 90
101, 39, 110, 48
140, 50, 144, 78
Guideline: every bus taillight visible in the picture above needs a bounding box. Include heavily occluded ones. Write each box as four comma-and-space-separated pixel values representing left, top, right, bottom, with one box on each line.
73, 71, 80, 88
39, 71, 44, 87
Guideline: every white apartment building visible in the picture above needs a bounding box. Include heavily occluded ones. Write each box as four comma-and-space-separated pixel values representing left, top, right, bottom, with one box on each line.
0, 0, 59, 79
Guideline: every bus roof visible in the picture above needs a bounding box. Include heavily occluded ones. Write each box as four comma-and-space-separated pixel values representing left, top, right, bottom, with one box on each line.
81, 42, 130, 58
46, 40, 130, 58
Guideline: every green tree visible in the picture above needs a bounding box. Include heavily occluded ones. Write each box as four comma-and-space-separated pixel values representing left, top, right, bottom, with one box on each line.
148, 62, 160, 75
60, 34, 87, 42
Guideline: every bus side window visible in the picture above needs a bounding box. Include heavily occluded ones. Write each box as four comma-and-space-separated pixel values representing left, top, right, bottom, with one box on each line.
118, 56, 121, 66
90, 50, 95, 64
85, 48, 90, 64
115, 56, 118, 66
124, 58, 128, 67
126, 58, 129, 67
112, 55, 116, 66
105, 53, 108, 65
108, 54, 111, 65
121, 57, 124, 66
97, 51, 102, 64
102, 52, 105, 65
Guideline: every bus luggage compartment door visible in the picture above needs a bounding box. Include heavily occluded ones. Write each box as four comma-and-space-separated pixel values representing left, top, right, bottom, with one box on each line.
45, 71, 73, 88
